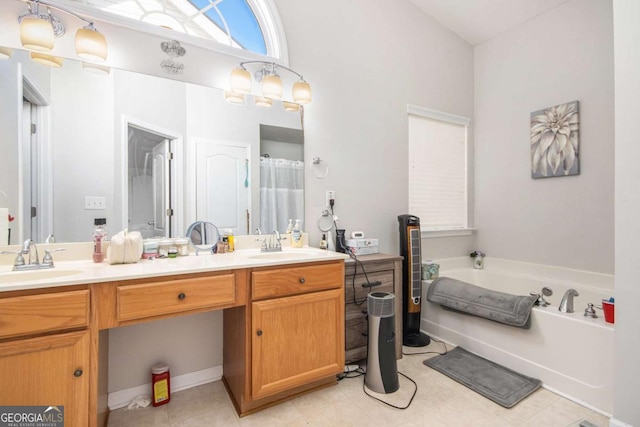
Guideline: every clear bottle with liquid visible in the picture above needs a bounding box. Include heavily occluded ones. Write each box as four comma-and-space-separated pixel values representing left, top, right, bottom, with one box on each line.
291, 219, 303, 248
92, 218, 107, 263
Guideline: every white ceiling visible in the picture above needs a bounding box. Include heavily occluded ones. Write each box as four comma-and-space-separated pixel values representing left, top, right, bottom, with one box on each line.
408, 0, 570, 46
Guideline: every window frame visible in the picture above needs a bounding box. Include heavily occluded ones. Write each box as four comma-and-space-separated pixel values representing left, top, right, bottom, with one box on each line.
58, 0, 289, 64
407, 104, 474, 238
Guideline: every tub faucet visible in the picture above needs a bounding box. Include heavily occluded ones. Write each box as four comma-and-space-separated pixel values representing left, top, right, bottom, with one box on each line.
559, 289, 580, 313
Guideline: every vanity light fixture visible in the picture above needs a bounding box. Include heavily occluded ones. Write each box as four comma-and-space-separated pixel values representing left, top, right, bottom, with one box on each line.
224, 90, 245, 104
283, 101, 300, 112
81, 62, 111, 75
18, 0, 108, 61
255, 96, 273, 108
30, 51, 63, 68
227, 60, 311, 110
0, 46, 13, 59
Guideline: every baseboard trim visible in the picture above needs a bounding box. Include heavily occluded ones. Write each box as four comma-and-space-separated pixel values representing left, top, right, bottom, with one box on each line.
108, 365, 223, 410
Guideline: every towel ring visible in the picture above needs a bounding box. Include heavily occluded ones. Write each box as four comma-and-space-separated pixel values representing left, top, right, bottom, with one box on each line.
317, 210, 334, 232
310, 157, 329, 179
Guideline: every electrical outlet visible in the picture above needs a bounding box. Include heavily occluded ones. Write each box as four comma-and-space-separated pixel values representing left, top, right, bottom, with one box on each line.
84, 196, 106, 210
326, 190, 335, 207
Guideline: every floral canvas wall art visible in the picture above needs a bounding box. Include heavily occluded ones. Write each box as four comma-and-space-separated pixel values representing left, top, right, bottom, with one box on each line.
530, 101, 579, 178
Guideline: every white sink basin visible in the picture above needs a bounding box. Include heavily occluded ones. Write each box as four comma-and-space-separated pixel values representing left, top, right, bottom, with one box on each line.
247, 250, 322, 261
1, 269, 83, 283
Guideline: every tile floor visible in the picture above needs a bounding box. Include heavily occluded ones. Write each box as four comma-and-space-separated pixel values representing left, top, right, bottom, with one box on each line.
107, 343, 609, 427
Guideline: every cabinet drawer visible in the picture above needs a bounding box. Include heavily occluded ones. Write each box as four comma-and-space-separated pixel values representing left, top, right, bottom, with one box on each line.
344, 270, 394, 305
0, 289, 89, 338
117, 274, 236, 321
252, 262, 343, 300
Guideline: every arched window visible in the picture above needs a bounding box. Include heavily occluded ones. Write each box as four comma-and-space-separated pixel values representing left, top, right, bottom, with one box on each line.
67, 0, 286, 60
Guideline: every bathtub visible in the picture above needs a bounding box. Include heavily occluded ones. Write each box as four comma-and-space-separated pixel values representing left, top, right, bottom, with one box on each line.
421, 257, 614, 415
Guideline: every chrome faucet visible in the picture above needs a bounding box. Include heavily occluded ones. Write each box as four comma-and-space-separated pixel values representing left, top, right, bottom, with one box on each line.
22, 239, 40, 265
261, 230, 283, 252
559, 289, 580, 313
0, 239, 60, 271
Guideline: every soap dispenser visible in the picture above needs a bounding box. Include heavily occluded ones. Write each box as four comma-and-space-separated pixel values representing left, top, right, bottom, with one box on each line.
291, 219, 303, 248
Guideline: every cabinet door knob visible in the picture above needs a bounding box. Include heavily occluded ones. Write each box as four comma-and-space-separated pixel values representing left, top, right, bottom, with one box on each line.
256, 329, 263, 336
178, 292, 186, 300
74, 369, 83, 377
299, 277, 305, 284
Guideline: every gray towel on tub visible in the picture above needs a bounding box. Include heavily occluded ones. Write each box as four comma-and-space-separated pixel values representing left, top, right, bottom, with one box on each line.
427, 277, 537, 328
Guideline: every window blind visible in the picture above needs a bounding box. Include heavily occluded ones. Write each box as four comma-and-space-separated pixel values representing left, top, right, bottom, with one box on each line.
408, 114, 468, 229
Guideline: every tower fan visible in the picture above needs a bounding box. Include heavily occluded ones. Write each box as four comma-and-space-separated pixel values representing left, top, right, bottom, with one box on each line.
365, 292, 399, 394
397, 214, 430, 347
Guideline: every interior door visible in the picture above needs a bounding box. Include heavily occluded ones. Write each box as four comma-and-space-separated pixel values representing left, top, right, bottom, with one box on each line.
196, 142, 250, 235
152, 140, 171, 236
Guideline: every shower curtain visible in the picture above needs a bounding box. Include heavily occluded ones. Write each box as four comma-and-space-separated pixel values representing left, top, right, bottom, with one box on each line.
260, 157, 304, 234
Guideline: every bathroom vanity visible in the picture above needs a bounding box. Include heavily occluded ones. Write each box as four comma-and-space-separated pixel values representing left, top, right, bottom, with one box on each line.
0, 248, 346, 426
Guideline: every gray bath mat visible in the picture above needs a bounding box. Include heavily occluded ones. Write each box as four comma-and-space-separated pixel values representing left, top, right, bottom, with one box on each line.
424, 347, 541, 408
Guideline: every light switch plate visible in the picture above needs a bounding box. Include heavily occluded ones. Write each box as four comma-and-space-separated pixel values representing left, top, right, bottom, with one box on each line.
85, 196, 106, 210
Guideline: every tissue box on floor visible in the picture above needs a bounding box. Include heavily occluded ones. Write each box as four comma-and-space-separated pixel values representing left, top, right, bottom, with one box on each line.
346, 238, 379, 255
107, 230, 143, 264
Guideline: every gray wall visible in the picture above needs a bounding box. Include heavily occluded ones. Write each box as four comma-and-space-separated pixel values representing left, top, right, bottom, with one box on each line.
473, 0, 614, 274
274, 0, 475, 256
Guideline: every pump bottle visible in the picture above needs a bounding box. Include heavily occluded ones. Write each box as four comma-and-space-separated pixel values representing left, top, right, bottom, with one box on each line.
291, 219, 303, 248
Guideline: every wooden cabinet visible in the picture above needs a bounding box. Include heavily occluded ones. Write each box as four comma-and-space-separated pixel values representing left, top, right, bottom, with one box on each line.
344, 254, 403, 363
0, 287, 91, 427
223, 260, 345, 416
252, 288, 343, 399
0, 331, 90, 426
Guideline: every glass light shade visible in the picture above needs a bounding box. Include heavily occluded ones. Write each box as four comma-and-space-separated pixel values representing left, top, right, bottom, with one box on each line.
20, 16, 55, 52
81, 62, 111, 75
75, 28, 108, 61
0, 46, 13, 59
224, 90, 245, 104
283, 101, 300, 112
30, 52, 63, 68
230, 67, 251, 94
261, 74, 282, 99
292, 80, 312, 104
255, 96, 273, 108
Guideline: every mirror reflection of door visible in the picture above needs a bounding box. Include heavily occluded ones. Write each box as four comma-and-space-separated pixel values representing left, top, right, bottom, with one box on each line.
19, 77, 52, 244
127, 125, 174, 239
196, 141, 251, 236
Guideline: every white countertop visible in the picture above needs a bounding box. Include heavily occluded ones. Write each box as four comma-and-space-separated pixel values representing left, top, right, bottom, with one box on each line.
0, 248, 348, 292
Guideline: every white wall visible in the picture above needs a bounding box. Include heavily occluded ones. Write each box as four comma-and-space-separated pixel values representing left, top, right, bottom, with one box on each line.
613, 1, 640, 425
51, 61, 115, 242
473, 0, 614, 274
274, 0, 474, 257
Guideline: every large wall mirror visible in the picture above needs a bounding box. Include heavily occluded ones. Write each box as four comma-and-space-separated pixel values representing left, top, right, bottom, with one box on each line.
0, 49, 304, 244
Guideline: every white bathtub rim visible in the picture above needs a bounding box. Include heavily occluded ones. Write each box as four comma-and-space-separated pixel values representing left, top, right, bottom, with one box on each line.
432, 256, 614, 292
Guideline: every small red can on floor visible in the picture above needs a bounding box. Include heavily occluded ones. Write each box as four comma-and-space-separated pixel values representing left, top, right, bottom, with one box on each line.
151, 363, 171, 407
